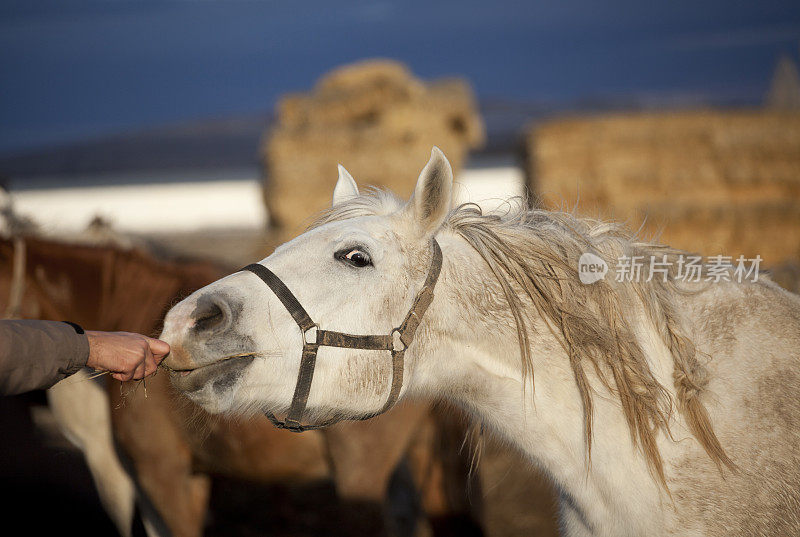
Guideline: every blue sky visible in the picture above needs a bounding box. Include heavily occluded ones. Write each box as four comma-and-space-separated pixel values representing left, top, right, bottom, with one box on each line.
1, 0, 799, 154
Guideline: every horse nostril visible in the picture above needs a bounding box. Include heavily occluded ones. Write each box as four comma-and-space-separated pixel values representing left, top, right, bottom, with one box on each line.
193, 301, 227, 333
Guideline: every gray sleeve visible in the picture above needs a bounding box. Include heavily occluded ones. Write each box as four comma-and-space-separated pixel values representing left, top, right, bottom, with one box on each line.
0, 320, 90, 395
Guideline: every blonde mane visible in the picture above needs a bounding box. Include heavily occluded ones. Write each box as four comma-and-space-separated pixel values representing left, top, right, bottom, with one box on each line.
311, 189, 735, 485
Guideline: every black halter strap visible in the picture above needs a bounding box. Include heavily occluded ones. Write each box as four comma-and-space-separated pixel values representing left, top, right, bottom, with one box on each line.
240, 239, 442, 432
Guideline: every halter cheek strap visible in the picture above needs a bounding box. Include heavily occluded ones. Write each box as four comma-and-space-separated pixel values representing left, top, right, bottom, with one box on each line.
240, 239, 442, 433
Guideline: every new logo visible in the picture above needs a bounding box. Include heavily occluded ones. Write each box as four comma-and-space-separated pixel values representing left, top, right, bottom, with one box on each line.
578, 253, 608, 284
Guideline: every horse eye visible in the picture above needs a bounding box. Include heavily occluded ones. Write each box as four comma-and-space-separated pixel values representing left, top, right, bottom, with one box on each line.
336, 248, 372, 268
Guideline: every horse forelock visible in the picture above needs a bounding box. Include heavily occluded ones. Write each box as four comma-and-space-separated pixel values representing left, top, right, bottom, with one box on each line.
305, 189, 734, 485
307, 187, 404, 230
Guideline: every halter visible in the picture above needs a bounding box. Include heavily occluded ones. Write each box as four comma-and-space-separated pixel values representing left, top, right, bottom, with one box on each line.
240, 239, 442, 433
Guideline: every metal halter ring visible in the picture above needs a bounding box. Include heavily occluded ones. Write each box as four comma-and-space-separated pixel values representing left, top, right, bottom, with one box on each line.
391, 328, 408, 353
302, 325, 319, 345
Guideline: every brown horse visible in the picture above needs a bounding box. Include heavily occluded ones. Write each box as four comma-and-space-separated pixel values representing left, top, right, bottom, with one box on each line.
0, 236, 482, 537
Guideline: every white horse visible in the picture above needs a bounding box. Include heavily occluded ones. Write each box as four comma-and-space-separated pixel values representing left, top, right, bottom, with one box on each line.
162, 148, 800, 536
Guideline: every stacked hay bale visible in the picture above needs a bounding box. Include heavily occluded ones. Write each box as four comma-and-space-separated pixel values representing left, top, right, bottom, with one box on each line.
262, 59, 484, 237
526, 110, 800, 265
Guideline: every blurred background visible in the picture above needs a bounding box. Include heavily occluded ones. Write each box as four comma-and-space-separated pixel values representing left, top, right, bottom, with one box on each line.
1, 1, 799, 536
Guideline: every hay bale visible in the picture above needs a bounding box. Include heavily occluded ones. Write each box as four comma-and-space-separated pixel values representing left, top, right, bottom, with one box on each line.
526, 110, 800, 265
263, 59, 484, 237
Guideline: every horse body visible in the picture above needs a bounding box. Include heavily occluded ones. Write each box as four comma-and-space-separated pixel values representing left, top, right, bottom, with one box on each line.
162, 147, 800, 536
423, 263, 800, 536
663, 283, 800, 536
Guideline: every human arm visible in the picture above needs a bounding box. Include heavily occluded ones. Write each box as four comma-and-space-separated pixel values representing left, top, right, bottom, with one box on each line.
0, 320, 170, 395
0, 319, 89, 395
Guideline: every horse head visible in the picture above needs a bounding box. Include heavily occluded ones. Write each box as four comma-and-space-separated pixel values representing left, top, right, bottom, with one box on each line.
161, 148, 453, 422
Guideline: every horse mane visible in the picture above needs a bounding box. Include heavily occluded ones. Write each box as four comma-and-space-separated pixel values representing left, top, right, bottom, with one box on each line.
311, 189, 735, 485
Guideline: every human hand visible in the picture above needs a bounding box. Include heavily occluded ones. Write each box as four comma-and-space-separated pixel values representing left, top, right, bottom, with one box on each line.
85, 331, 170, 382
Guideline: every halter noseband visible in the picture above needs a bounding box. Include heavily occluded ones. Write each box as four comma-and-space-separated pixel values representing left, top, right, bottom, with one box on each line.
240, 239, 442, 432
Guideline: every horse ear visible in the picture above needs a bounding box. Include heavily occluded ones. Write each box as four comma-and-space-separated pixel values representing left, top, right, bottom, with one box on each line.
332, 164, 359, 206
407, 147, 453, 237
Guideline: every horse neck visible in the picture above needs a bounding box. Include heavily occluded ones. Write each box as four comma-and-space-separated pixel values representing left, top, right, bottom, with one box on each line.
411, 234, 668, 535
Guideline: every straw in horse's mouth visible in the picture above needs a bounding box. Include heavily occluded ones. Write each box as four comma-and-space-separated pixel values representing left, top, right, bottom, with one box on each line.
164, 352, 258, 376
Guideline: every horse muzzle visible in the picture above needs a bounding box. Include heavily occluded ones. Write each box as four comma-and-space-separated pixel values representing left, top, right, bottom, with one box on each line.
167, 353, 256, 394
161, 287, 257, 395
